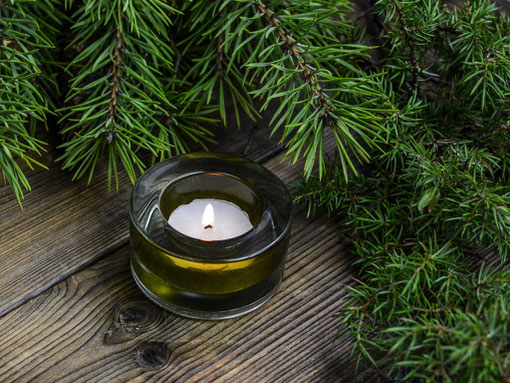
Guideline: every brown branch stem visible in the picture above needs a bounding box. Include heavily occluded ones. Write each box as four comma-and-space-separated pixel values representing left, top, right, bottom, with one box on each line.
216, 34, 225, 79
170, 37, 181, 71
106, 27, 123, 143
392, 1, 419, 91
257, 0, 331, 116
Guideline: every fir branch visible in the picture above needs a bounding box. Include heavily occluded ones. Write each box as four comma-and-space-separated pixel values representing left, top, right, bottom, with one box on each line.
0, 0, 59, 204
239, 0, 391, 179
59, 0, 214, 187
177, 1, 258, 128
391, 1, 419, 91
295, 1, 510, 379
448, 0, 510, 116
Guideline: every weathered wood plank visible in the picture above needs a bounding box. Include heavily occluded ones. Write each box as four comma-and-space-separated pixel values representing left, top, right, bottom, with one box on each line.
0, 109, 283, 317
0, 134, 361, 382
0, 204, 358, 383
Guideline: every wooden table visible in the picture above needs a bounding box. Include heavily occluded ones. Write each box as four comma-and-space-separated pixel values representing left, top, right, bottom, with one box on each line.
0, 114, 381, 382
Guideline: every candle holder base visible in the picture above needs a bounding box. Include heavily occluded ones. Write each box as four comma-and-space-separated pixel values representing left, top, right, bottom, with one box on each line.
130, 260, 279, 320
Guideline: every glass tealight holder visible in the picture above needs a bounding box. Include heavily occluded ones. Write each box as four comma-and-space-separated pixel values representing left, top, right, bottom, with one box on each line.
129, 152, 293, 320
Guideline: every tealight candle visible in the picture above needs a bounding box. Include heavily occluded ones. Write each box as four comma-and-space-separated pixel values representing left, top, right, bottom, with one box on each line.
168, 199, 253, 240
129, 152, 292, 320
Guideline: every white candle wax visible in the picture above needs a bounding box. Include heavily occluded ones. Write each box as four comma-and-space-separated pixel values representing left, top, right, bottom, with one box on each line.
168, 198, 253, 241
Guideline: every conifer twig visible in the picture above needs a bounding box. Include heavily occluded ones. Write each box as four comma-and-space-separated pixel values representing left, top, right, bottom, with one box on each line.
257, 1, 330, 112
0, 0, 58, 205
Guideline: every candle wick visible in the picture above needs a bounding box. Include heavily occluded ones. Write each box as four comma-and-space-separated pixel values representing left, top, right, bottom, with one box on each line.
204, 224, 213, 230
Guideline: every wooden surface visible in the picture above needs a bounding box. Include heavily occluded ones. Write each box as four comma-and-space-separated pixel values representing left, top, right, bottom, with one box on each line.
0, 201, 356, 383
0, 114, 381, 382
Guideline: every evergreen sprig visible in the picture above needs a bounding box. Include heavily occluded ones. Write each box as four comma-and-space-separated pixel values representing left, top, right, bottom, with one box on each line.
449, 0, 510, 116
59, 0, 215, 188
295, 0, 510, 380
175, 0, 392, 179
247, 0, 390, 179
177, 1, 259, 129
0, 0, 59, 204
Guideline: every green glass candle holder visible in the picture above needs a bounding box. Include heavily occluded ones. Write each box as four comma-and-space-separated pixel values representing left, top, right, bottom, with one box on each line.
129, 153, 292, 320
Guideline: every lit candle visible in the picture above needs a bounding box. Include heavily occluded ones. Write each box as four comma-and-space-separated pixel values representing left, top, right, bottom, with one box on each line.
129, 152, 292, 319
167, 199, 253, 241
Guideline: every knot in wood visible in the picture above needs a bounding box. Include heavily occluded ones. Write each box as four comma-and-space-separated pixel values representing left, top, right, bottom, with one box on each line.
134, 342, 168, 371
104, 301, 163, 344
119, 306, 146, 325
114, 302, 161, 333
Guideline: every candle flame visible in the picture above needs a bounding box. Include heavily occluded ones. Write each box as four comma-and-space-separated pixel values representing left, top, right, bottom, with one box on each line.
202, 203, 214, 229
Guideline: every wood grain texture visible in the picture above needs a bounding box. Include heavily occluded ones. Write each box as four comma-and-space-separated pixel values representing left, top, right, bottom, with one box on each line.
0, 204, 359, 383
0, 108, 283, 318
0, 133, 359, 383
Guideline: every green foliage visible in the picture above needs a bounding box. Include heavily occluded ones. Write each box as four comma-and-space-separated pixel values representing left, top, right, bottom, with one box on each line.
59, 0, 215, 188
449, 0, 510, 116
241, 0, 389, 179
0, 0, 59, 203
295, 0, 510, 381
2, 0, 390, 203
176, 1, 260, 129
176, 0, 390, 178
